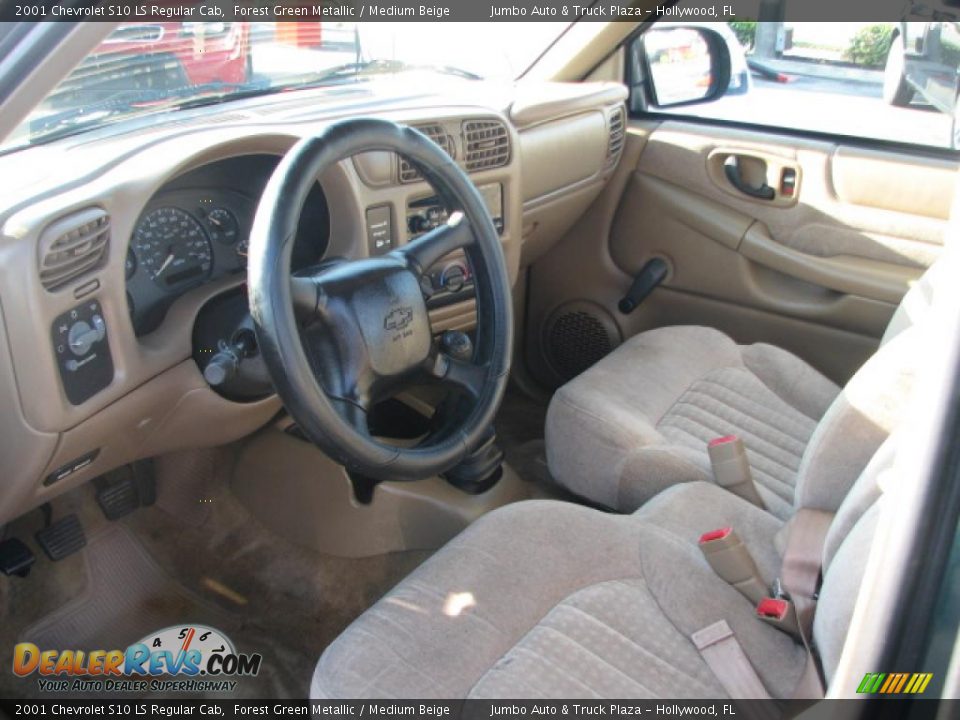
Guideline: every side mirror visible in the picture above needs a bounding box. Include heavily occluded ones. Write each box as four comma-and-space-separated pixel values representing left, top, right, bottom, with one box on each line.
633, 25, 734, 109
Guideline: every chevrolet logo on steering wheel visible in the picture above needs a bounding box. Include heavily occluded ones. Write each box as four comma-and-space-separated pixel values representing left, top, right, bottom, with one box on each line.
383, 306, 414, 332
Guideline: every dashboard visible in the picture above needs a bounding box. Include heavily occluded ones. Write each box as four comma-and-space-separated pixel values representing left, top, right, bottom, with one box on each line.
0, 78, 628, 526
126, 155, 330, 336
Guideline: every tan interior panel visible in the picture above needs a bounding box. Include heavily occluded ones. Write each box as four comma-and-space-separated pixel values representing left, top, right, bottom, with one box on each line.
832, 146, 957, 221
609, 173, 899, 337
525, 120, 953, 389
739, 223, 922, 305
637, 123, 952, 269
518, 111, 608, 202
509, 81, 627, 129
232, 428, 541, 558
0, 359, 280, 526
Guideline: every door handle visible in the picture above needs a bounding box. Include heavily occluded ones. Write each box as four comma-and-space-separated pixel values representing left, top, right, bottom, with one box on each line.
723, 156, 776, 201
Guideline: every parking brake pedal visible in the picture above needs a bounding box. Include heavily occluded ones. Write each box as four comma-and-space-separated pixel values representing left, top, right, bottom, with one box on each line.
35, 510, 86, 561
0, 538, 35, 577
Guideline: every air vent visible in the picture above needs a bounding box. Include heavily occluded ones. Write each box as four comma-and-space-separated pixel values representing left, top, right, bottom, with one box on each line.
38, 208, 110, 291
399, 124, 455, 183
462, 119, 510, 172
608, 106, 625, 161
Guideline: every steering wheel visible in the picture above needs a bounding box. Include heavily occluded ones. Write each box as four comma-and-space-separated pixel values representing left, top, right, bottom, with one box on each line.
248, 118, 513, 481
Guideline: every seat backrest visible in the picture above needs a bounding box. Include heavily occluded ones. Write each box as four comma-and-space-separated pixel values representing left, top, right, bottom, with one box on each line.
812, 436, 893, 684
791, 325, 918, 514
881, 260, 946, 346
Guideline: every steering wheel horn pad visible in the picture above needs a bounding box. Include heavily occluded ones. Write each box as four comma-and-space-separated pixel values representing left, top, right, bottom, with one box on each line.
248, 118, 513, 481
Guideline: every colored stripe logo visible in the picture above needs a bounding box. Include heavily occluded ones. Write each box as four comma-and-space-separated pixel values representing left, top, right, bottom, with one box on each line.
857, 672, 933, 694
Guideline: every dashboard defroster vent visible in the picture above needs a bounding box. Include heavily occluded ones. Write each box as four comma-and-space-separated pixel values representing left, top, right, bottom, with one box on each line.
608, 106, 625, 161
399, 124, 455, 183
462, 119, 510, 171
38, 208, 110, 291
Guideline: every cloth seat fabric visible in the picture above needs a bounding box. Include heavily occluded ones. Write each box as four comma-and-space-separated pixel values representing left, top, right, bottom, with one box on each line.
311, 499, 807, 699
545, 258, 936, 518
545, 326, 841, 518
312, 433, 892, 699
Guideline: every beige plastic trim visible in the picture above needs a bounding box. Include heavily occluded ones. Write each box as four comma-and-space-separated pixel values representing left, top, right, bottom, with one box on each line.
524, 15, 644, 82
587, 47, 626, 84
832, 146, 957, 221
231, 428, 541, 558
740, 223, 922, 305
624, 171, 753, 251
0, 359, 279, 526
428, 299, 477, 334
509, 81, 628, 129
519, 110, 608, 202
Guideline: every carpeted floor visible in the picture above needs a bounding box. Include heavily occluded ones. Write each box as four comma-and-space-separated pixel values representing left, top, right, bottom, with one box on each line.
0, 447, 429, 699
0, 388, 563, 700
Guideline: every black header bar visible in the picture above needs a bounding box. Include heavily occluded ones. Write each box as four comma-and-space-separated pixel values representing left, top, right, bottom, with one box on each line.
0, 0, 940, 24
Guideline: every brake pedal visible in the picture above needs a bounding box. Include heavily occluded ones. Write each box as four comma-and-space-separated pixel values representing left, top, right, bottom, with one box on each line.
94, 461, 155, 520
35, 513, 86, 561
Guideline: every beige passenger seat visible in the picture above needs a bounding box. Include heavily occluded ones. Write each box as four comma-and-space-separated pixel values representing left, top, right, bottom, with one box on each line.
544, 261, 942, 518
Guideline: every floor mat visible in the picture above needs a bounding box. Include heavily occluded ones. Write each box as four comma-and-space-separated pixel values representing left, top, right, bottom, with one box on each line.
3, 524, 298, 699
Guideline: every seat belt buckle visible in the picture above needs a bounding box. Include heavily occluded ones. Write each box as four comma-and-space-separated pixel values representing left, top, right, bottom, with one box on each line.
699, 527, 768, 604
756, 596, 802, 640
707, 435, 766, 508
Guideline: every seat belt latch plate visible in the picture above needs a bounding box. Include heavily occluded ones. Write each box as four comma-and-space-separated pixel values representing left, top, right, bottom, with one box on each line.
707, 435, 766, 508
757, 596, 802, 639
699, 527, 768, 605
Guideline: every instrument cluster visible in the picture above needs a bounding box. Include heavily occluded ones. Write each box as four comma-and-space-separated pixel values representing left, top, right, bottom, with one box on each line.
125, 189, 254, 336
124, 153, 331, 337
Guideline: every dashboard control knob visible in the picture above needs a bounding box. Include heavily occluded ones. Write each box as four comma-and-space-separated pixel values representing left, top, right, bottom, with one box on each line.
67, 320, 102, 356
440, 263, 467, 293
203, 351, 239, 387
440, 330, 473, 362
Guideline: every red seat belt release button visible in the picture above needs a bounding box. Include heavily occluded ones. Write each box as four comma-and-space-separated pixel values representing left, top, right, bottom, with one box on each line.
709, 435, 739, 448
757, 596, 801, 639
699, 527, 733, 545
757, 598, 789, 619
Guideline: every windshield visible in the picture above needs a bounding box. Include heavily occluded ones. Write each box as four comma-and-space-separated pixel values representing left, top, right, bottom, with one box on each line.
2, 21, 569, 153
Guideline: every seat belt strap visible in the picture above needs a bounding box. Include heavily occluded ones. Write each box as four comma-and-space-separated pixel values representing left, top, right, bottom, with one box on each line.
691, 620, 771, 699
779, 508, 833, 698
780, 508, 834, 639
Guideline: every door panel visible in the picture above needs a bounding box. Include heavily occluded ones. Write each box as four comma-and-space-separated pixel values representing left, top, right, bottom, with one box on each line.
525, 121, 957, 389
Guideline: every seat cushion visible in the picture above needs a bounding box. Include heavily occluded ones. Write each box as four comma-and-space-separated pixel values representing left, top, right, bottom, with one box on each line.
311, 500, 806, 699
545, 326, 840, 519
634, 480, 785, 582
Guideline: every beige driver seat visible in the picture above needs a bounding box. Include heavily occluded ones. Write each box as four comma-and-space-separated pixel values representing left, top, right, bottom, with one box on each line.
544, 261, 941, 518
311, 429, 898, 698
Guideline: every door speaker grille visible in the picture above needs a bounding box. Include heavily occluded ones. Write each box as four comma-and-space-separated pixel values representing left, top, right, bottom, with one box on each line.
545, 302, 621, 382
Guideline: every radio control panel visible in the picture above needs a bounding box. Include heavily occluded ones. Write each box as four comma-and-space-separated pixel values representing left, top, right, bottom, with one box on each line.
406, 182, 504, 240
